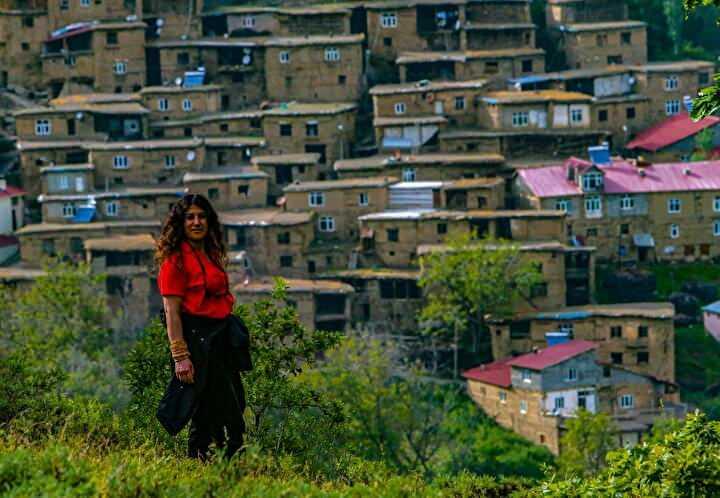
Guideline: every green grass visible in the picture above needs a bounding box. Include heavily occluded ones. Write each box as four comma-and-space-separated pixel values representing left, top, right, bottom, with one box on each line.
648, 262, 720, 302
675, 324, 720, 418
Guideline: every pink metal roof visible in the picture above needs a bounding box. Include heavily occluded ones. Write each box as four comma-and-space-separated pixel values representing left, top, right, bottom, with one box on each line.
462, 357, 514, 387
518, 158, 720, 198
626, 113, 720, 152
0, 186, 25, 198
508, 340, 597, 370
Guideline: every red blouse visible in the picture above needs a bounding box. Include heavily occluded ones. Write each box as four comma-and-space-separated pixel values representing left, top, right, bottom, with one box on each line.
158, 241, 235, 319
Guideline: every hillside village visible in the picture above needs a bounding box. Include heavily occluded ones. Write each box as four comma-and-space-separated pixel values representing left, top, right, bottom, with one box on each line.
0, 0, 718, 456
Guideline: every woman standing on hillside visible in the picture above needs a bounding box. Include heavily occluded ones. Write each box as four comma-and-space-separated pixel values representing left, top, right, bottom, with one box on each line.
154, 193, 249, 460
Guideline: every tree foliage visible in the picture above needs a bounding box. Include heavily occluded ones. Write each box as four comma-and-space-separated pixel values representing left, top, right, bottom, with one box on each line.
557, 410, 618, 476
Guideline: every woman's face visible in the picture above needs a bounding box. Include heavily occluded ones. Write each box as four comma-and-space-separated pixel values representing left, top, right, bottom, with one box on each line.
184, 204, 208, 243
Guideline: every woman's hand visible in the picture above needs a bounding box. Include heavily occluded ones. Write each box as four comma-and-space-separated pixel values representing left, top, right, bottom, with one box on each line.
175, 358, 195, 384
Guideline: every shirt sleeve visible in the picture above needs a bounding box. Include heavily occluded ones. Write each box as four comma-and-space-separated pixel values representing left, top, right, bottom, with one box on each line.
158, 254, 187, 297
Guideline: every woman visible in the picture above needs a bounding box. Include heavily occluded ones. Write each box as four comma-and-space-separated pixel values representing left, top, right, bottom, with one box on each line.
155, 193, 246, 460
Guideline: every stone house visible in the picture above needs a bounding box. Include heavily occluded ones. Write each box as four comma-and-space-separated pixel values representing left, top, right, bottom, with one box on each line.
47, 0, 140, 29
373, 114, 448, 153
516, 156, 720, 262
41, 21, 147, 95
0, 2, 48, 90
283, 176, 397, 241
140, 84, 223, 121
478, 90, 594, 131
464, 340, 684, 455
546, 0, 629, 26
149, 110, 264, 139
251, 153, 320, 202
143, 0, 204, 41
626, 113, 720, 163
183, 167, 268, 210
16, 140, 90, 199
553, 21, 647, 70
489, 302, 676, 383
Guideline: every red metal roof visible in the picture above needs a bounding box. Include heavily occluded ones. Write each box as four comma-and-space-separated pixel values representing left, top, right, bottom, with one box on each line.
462, 357, 514, 387
518, 158, 720, 198
508, 340, 597, 370
0, 185, 25, 198
0, 235, 18, 248
626, 113, 720, 152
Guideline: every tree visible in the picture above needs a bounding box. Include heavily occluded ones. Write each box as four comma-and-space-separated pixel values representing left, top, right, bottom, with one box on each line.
686, 0, 720, 119
418, 233, 543, 377
558, 409, 618, 476
691, 127, 716, 160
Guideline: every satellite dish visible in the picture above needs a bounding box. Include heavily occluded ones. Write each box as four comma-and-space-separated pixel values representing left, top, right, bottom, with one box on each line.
75, 111, 84, 120
187, 151, 196, 161
174, 77, 182, 86
242, 55, 251, 65
628, 76, 636, 85
155, 18, 164, 27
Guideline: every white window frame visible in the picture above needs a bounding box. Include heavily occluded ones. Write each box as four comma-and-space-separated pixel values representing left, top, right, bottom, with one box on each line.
80, 0, 90, 6
75, 176, 85, 192
158, 98, 169, 112
305, 120, 319, 137
279, 51, 290, 64
182, 98, 193, 112
112, 155, 129, 169
664, 75, 679, 91
619, 394, 634, 409
620, 194, 635, 210
58, 175, 69, 190
521, 369, 532, 384
570, 108, 584, 123
380, 12, 398, 28
62, 202, 75, 218
318, 215, 335, 232
665, 99, 680, 116
670, 224, 680, 239
554, 396, 565, 410
241, 15, 256, 28
454, 96, 466, 111
714, 196, 720, 212
555, 199, 570, 212
324, 47, 340, 62
512, 111, 529, 128
113, 60, 127, 75
402, 167, 416, 182
714, 220, 720, 237
308, 191, 325, 207
585, 195, 602, 218
567, 368, 577, 381
35, 119, 51, 136
359, 192, 369, 206
582, 172, 603, 191
105, 201, 118, 217
394, 102, 406, 115
164, 155, 176, 169
668, 198, 681, 214
519, 400, 528, 414
499, 391, 507, 403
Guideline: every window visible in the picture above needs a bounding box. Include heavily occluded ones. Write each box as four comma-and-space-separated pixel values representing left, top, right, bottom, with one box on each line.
668, 198, 681, 213
279, 51, 290, 64
521, 369, 532, 383
23, 16, 34, 28
699, 72, 710, 86
611, 352, 623, 364
437, 222, 447, 235
394, 102, 406, 115
637, 352, 649, 364
35, 119, 51, 136
670, 224, 680, 239
207, 188, 219, 200
554, 396, 565, 410
620, 223, 630, 235
636, 326, 648, 338
598, 109, 608, 122
80, 0, 90, 6
555, 199, 570, 212
387, 228, 399, 242
305, 121, 319, 137
626, 107, 636, 119
454, 96, 466, 110
241, 15, 255, 28
280, 255, 293, 268
237, 185, 249, 196
182, 98, 192, 112
402, 168, 416, 182
519, 400, 528, 414
608, 55, 623, 65
611, 326, 622, 338
585, 196, 602, 217
62, 203, 75, 218
338, 74, 347, 85
567, 368, 577, 381
158, 98, 169, 111
485, 61, 499, 74
620, 195, 634, 210
664, 75, 679, 91
379, 279, 422, 299
477, 196, 487, 208
596, 33, 608, 47
112, 155, 129, 169
58, 175, 69, 190
164, 155, 176, 169
714, 197, 720, 212
531, 283, 548, 298
570, 108, 583, 123
383, 37, 393, 47
619, 394, 634, 409
42, 239, 55, 256
220, 124, 229, 132
280, 123, 292, 136
666, 100, 681, 116
582, 172, 603, 191
586, 227, 598, 237
512, 111, 529, 127
113, 60, 127, 75
603, 366, 612, 378
714, 220, 720, 237
277, 232, 290, 245
499, 391, 507, 403
177, 52, 190, 66
319, 216, 335, 232
184, 127, 193, 138
522, 59, 533, 73
308, 191, 325, 207
621, 32, 632, 45
21, 42, 30, 51
324, 47, 340, 62
359, 192, 369, 206
105, 201, 118, 217
380, 12, 398, 28
106, 32, 118, 45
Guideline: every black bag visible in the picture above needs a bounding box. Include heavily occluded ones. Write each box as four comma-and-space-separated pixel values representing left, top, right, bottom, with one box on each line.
227, 315, 252, 372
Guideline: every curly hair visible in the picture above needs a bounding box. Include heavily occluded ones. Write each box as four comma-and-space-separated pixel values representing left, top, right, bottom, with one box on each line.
155, 193, 227, 270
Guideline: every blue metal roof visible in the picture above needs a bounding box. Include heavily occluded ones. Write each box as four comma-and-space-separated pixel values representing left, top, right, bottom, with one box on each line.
183, 70, 205, 88
535, 311, 593, 320
588, 145, 611, 165
703, 301, 720, 314
71, 206, 95, 223
382, 137, 414, 150
508, 75, 552, 86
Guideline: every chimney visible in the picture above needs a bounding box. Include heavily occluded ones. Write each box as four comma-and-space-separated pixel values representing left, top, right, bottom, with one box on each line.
588, 143, 611, 166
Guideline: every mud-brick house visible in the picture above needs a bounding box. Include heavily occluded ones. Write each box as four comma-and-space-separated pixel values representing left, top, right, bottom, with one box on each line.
626, 113, 720, 163
553, 21, 647, 70
262, 102, 357, 174
233, 278, 354, 333
489, 302, 676, 383
478, 90, 594, 131
373, 114, 448, 153
203, 136, 266, 167
284, 177, 398, 241
546, 0, 629, 26
464, 0, 535, 51
335, 153, 508, 182
396, 48, 546, 87
252, 153, 320, 202
143, 0, 204, 41
0, 1, 48, 90
140, 85, 223, 121
183, 167, 269, 210
149, 110, 264, 139
220, 209, 315, 279
0, 266, 45, 291
41, 21, 147, 96
264, 34, 365, 103
370, 79, 488, 129
631, 61, 715, 124
16, 140, 90, 199
516, 156, 720, 262
46, 0, 141, 29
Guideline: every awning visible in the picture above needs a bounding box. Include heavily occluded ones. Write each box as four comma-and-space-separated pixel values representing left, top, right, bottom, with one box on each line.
632, 233, 655, 248
72, 206, 96, 223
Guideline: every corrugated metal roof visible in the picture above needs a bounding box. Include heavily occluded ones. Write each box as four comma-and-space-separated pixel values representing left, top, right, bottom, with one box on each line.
626, 113, 720, 152
703, 301, 720, 314
507, 340, 597, 371
462, 357, 514, 387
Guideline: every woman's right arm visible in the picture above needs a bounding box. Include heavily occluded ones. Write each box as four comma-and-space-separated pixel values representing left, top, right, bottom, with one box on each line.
163, 296, 194, 384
